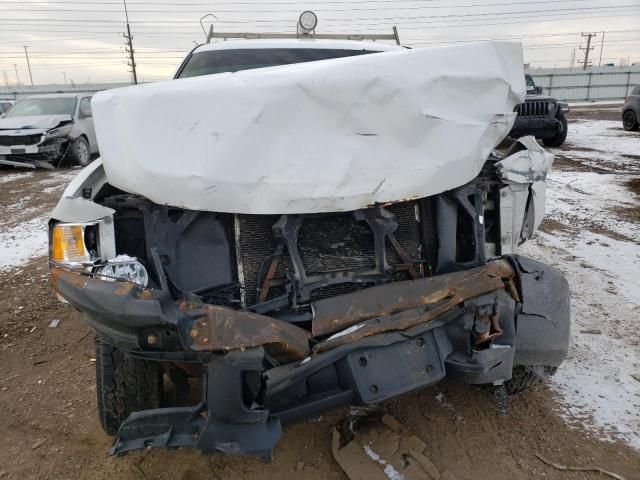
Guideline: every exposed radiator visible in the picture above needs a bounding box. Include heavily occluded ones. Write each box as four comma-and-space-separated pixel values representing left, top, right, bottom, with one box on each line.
235, 201, 423, 307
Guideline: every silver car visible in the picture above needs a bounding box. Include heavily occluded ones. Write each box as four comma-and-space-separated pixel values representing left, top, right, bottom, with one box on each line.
0, 93, 98, 169
622, 85, 640, 131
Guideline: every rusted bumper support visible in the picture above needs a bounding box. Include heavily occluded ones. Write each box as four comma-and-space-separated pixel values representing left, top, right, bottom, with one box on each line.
51, 259, 516, 359
50, 267, 311, 359
311, 259, 516, 346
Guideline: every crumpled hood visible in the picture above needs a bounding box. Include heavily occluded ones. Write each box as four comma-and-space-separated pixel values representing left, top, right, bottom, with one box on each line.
93, 41, 526, 214
0, 115, 73, 131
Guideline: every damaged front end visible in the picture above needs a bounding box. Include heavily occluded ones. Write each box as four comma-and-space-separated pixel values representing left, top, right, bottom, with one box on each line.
49, 138, 569, 459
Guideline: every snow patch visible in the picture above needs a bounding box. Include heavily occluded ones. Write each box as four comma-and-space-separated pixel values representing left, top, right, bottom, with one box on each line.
519, 117, 640, 449
362, 445, 404, 480
0, 171, 33, 184
0, 215, 49, 271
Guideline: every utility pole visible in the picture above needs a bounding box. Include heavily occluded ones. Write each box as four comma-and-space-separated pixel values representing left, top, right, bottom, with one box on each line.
122, 0, 138, 84
13, 64, 20, 84
63, 72, 67, 85
23, 46, 34, 85
598, 31, 605, 67
570, 49, 576, 70
579, 32, 596, 70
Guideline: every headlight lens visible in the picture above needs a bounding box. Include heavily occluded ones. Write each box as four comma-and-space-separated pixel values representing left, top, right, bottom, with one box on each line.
96, 255, 149, 287
50, 223, 96, 264
46, 125, 73, 138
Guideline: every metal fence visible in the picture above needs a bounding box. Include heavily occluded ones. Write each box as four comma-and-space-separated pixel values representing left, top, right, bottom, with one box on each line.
527, 66, 640, 102
3, 67, 640, 103
0, 82, 132, 100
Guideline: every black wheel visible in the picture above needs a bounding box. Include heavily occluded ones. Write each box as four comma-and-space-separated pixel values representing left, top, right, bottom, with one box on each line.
505, 365, 557, 395
95, 339, 163, 436
65, 136, 91, 166
623, 110, 639, 131
542, 114, 568, 147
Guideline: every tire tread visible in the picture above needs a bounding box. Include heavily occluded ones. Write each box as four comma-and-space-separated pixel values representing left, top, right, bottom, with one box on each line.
95, 340, 161, 436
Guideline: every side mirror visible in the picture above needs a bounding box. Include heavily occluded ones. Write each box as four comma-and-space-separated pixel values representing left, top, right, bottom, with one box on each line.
535, 86, 543, 94
79, 104, 92, 118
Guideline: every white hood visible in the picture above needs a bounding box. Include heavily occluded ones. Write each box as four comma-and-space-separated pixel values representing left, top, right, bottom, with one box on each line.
92, 41, 526, 214
0, 115, 73, 131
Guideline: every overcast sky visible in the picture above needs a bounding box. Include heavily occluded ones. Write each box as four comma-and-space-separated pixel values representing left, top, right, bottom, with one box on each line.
1, 0, 639, 86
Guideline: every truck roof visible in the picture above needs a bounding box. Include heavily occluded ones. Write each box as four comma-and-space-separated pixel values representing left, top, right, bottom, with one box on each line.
193, 38, 403, 53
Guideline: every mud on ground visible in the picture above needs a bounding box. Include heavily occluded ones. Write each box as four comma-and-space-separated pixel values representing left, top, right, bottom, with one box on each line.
0, 107, 639, 479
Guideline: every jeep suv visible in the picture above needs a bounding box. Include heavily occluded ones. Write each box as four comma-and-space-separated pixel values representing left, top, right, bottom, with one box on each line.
48, 39, 570, 459
509, 74, 569, 147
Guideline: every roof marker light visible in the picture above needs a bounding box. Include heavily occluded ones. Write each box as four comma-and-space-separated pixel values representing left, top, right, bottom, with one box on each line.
298, 11, 318, 34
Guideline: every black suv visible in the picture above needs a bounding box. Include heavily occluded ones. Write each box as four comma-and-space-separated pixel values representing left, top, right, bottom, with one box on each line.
509, 74, 569, 147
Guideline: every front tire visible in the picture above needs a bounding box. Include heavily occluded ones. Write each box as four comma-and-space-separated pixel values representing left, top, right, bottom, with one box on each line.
95, 340, 163, 436
623, 110, 639, 131
66, 136, 91, 166
542, 114, 568, 147
505, 365, 557, 395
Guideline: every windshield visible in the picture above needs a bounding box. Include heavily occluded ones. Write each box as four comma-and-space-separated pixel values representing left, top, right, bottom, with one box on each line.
177, 48, 380, 78
525, 75, 536, 93
5, 97, 77, 117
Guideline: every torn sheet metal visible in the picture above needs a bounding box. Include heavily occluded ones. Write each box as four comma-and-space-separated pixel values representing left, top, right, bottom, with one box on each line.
92, 41, 526, 214
496, 137, 554, 252
50, 159, 115, 223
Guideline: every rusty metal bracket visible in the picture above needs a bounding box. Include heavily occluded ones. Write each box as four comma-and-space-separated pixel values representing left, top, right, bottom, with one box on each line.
257, 244, 284, 303
387, 233, 419, 279
184, 302, 311, 362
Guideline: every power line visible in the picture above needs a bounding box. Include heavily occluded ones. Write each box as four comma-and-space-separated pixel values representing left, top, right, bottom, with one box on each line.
4, 0, 626, 14
3, 3, 640, 23
2, 8, 640, 30
0, 0, 609, 6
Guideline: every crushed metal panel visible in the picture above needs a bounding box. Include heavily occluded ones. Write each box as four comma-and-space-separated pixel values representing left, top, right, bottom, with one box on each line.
92, 41, 526, 214
312, 260, 515, 338
496, 137, 554, 251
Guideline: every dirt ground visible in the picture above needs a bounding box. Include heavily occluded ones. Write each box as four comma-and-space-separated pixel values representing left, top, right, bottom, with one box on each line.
1, 106, 639, 479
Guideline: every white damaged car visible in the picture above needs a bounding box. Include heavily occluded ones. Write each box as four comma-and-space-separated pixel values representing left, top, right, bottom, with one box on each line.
48, 37, 569, 459
0, 93, 98, 169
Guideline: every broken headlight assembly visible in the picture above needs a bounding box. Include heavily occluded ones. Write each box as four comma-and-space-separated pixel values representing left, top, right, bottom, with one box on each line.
95, 255, 149, 287
50, 219, 146, 287
45, 124, 73, 139
50, 222, 100, 266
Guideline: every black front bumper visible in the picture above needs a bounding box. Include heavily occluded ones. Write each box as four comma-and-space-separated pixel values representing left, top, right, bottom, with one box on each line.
510, 116, 561, 139
0, 138, 68, 169
51, 255, 570, 459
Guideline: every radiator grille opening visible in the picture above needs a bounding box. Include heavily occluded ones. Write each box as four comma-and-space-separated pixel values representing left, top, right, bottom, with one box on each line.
235, 201, 423, 307
0, 134, 42, 146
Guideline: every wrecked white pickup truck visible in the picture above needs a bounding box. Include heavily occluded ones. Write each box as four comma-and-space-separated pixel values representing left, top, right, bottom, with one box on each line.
48, 38, 569, 459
